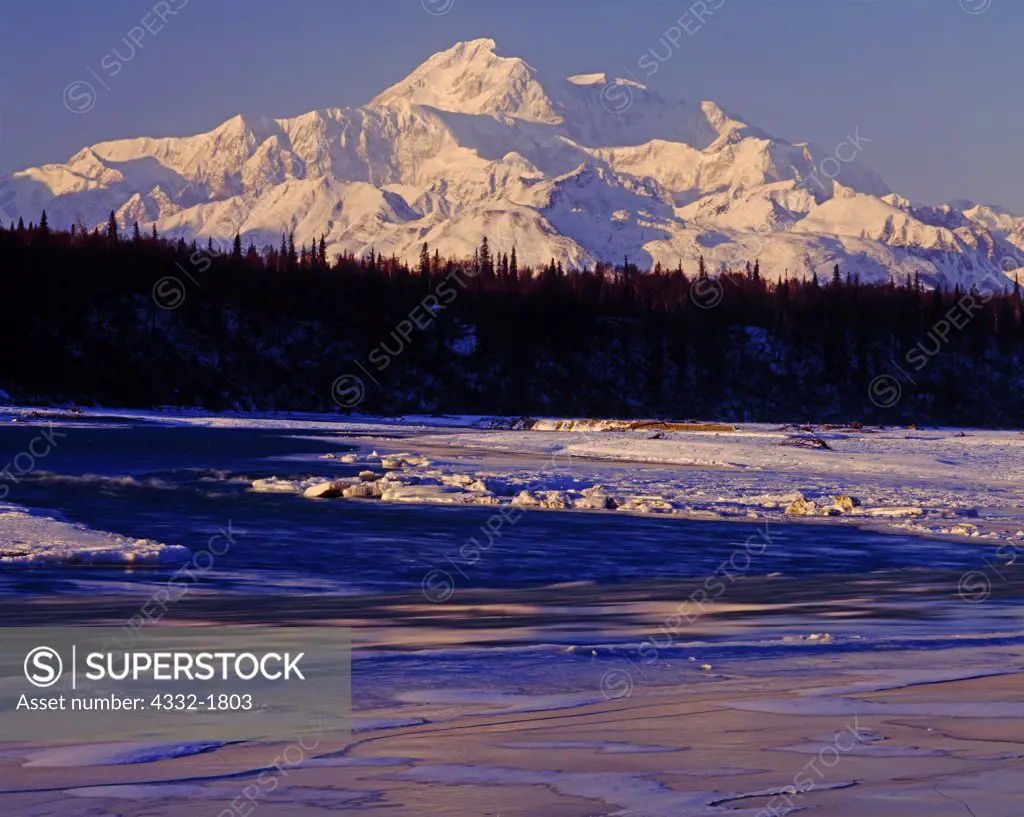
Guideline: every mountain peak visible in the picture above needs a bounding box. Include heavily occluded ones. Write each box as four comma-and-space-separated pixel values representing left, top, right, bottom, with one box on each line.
447, 37, 498, 54
370, 38, 561, 123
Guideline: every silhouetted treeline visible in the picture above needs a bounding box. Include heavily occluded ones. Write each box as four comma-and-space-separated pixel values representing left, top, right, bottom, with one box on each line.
1, 215, 1023, 426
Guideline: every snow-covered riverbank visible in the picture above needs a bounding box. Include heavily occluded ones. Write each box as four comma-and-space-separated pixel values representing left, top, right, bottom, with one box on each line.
4, 406, 1023, 554
242, 413, 1024, 546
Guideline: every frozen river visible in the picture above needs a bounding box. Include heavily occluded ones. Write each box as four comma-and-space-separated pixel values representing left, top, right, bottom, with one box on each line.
1, 411, 1022, 816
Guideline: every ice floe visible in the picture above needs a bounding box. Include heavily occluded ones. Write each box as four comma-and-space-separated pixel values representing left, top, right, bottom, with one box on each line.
0, 506, 190, 565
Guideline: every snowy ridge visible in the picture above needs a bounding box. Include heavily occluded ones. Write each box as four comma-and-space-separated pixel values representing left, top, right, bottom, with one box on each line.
4, 38, 1023, 288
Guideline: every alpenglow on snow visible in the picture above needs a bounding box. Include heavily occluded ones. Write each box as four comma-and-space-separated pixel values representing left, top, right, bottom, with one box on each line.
6, 38, 1023, 289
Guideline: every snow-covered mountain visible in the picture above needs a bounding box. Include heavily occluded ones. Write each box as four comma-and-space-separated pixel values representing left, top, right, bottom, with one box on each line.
4, 38, 1023, 288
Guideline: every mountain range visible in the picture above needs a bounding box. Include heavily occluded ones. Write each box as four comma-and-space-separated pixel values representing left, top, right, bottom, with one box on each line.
4, 38, 1023, 288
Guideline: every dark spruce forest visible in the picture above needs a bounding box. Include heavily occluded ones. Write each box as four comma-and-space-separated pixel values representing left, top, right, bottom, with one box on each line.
3, 213, 1023, 426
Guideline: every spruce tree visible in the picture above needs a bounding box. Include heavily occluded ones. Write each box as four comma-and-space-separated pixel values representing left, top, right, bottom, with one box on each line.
232, 233, 243, 262
419, 242, 431, 277
39, 210, 49, 236
287, 232, 297, 270
107, 211, 118, 242
510, 246, 518, 279
132, 221, 141, 243
479, 236, 493, 276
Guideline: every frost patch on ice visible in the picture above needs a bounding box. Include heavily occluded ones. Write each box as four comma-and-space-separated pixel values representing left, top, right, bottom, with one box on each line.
723, 668, 1024, 718
777, 741, 945, 758
391, 763, 832, 816
0, 507, 190, 565
796, 668, 1014, 697
395, 689, 603, 715
501, 741, 683, 754
351, 716, 428, 733
722, 698, 1024, 719
24, 742, 223, 768
663, 767, 766, 778
709, 780, 857, 807
303, 755, 416, 767
963, 751, 1024, 761
70, 783, 364, 804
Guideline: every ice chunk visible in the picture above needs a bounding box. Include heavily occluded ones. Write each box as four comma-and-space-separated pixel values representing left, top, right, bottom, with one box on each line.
511, 490, 572, 509
572, 485, 614, 510
380, 453, 431, 469
785, 496, 817, 516
343, 482, 384, 499
250, 477, 304, 494
303, 479, 359, 499
618, 496, 674, 513
380, 484, 500, 505
512, 490, 543, 507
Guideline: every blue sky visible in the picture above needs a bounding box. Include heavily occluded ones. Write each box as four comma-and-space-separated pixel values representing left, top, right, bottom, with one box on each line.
3, 0, 1021, 210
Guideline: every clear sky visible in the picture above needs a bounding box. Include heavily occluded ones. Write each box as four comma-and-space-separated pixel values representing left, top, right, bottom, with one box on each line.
2, 0, 1021, 210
